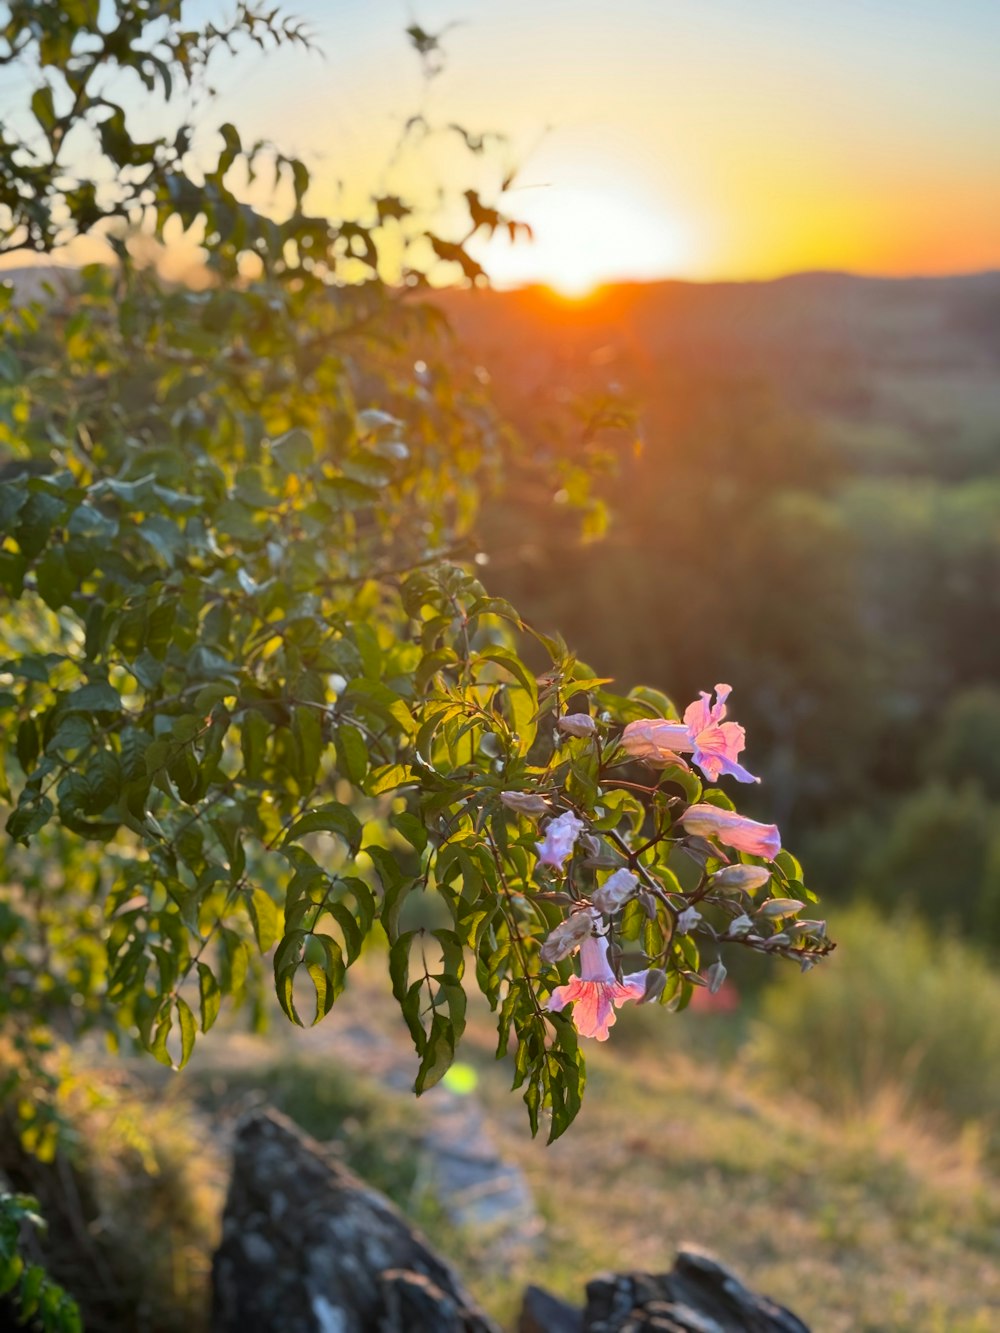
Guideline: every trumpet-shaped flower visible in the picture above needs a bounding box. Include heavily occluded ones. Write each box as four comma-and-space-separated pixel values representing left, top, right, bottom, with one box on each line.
621, 683, 758, 784
546, 929, 649, 1041
680, 803, 781, 859
535, 810, 586, 870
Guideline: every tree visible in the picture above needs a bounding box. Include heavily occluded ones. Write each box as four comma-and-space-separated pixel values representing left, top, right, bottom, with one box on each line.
0, 11, 829, 1317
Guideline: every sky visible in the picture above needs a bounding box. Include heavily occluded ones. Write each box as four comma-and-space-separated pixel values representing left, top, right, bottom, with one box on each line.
9, 0, 1000, 289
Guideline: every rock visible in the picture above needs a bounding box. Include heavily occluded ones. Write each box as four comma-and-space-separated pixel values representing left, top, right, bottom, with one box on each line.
211, 1108, 500, 1333
518, 1283, 584, 1332
382, 1269, 468, 1331
582, 1248, 810, 1333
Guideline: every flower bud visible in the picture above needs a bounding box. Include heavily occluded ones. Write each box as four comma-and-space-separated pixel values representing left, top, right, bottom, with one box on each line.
557, 713, 598, 738
539, 911, 595, 964
579, 833, 603, 860
676, 905, 702, 934
706, 959, 727, 994
637, 968, 667, 1005
728, 913, 754, 937
638, 889, 658, 920
759, 898, 804, 918
592, 868, 639, 915
500, 790, 550, 817
798, 919, 827, 938
709, 864, 772, 894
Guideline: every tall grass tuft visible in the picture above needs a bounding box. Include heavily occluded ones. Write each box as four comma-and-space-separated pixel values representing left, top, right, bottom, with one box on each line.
749, 903, 1000, 1147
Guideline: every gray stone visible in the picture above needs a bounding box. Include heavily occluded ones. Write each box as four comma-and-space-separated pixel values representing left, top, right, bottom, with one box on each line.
582, 1249, 810, 1333
518, 1283, 584, 1333
211, 1108, 500, 1333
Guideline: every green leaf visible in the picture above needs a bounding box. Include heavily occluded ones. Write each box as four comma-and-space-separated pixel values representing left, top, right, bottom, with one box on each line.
292, 705, 323, 790
16, 718, 38, 774
64, 682, 121, 714
390, 810, 428, 852
283, 802, 362, 856
149, 1008, 174, 1068
30, 85, 57, 139
35, 548, 77, 610
241, 708, 269, 779
248, 887, 281, 952
270, 428, 314, 472
0, 480, 28, 529
336, 723, 368, 785
367, 763, 414, 796
273, 930, 307, 1026
6, 796, 53, 844
175, 996, 197, 1069
197, 962, 221, 1033
415, 1012, 455, 1094
475, 646, 539, 703
16, 492, 63, 559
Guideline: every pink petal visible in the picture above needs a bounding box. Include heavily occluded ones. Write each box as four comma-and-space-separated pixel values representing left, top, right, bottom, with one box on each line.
546, 978, 585, 1014
711, 683, 732, 720
572, 983, 618, 1040
683, 693, 712, 734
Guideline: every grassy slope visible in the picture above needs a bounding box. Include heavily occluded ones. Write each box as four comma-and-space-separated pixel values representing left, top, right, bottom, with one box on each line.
199, 964, 1000, 1333
473, 1031, 1000, 1332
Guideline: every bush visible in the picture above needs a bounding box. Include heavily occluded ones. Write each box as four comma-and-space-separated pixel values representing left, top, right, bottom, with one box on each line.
921, 685, 1000, 800
750, 904, 1000, 1145
858, 781, 1000, 936
0, 1070, 223, 1333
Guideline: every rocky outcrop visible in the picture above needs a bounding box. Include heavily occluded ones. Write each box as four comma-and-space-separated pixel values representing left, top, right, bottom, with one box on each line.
211, 1109, 500, 1333
581, 1252, 811, 1332
212, 1109, 810, 1333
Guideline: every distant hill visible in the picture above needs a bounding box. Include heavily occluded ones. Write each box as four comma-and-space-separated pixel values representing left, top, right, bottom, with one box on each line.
435, 272, 1000, 474
5, 260, 998, 471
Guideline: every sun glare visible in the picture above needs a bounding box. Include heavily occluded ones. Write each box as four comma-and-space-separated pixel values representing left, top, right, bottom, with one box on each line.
476, 183, 692, 295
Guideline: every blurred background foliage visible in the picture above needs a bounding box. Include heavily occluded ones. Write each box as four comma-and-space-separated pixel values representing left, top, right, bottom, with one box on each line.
447, 279, 1000, 937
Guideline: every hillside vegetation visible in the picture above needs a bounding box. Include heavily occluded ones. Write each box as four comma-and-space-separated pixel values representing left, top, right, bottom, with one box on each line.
439, 273, 1000, 925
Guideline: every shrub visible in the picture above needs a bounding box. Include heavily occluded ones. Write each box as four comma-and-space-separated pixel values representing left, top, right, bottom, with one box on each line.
921, 685, 1000, 800
858, 781, 1000, 936
750, 904, 1000, 1145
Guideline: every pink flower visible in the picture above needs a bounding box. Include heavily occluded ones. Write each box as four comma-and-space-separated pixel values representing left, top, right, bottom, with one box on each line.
621, 683, 758, 784
679, 803, 781, 859
546, 930, 649, 1041
535, 810, 586, 870
619, 718, 691, 767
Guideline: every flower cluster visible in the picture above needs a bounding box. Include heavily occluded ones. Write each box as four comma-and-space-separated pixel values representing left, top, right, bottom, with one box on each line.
620, 683, 759, 783
499, 683, 830, 1043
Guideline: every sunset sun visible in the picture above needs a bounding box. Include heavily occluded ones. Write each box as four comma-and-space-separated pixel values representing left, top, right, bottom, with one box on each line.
475, 181, 693, 295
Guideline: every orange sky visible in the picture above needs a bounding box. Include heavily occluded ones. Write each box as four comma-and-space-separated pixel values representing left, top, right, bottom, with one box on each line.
12, 0, 998, 291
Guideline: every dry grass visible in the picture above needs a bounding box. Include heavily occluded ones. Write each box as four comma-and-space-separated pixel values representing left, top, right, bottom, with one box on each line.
51, 950, 1000, 1332
297, 960, 1000, 1332
450, 1009, 1000, 1332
